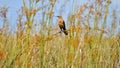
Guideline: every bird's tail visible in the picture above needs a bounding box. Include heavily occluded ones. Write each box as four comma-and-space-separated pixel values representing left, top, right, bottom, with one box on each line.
63, 30, 68, 35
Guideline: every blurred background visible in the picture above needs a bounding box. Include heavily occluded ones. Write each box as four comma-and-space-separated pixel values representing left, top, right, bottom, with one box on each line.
0, 0, 120, 68
0, 0, 120, 36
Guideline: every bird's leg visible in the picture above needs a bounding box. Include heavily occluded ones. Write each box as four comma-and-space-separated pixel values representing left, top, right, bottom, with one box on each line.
59, 28, 62, 33
59, 29, 63, 33
59, 31, 62, 33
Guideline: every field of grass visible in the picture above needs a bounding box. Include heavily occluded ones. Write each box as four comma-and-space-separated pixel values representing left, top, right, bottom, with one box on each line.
0, 0, 120, 68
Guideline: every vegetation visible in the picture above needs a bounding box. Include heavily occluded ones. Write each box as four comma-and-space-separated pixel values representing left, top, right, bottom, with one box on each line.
0, 0, 120, 68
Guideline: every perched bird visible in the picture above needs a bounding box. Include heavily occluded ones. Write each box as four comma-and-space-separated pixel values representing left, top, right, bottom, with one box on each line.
57, 16, 68, 35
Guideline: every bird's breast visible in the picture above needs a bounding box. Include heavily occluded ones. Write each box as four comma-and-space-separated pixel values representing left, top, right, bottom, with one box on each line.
58, 21, 64, 27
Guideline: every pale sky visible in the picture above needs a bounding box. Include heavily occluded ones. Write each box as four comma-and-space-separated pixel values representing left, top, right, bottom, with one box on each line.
0, 0, 120, 32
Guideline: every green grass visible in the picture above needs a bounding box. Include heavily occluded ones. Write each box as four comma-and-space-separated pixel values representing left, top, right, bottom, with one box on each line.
0, 0, 120, 68
0, 33, 119, 68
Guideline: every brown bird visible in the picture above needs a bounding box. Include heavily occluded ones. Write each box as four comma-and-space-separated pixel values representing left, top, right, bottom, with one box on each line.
57, 16, 68, 35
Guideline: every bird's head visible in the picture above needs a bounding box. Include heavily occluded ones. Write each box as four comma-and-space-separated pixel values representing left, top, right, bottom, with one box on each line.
56, 16, 62, 19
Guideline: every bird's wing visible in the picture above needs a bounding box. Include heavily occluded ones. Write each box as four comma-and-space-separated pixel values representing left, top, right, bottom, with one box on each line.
63, 20, 66, 30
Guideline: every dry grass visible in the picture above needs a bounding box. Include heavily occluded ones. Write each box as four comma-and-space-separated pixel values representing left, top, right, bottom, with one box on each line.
0, 0, 120, 68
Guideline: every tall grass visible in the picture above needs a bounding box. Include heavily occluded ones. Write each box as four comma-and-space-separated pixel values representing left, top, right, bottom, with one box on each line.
0, 0, 120, 68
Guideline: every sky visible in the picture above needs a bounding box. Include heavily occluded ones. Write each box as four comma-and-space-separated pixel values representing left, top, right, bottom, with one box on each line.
0, 0, 86, 29
0, 0, 120, 33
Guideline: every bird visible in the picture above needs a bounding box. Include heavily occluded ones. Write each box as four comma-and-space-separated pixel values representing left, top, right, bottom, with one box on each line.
57, 16, 68, 35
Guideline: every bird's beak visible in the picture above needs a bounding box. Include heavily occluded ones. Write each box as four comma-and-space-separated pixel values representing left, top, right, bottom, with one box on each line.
54, 15, 59, 17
